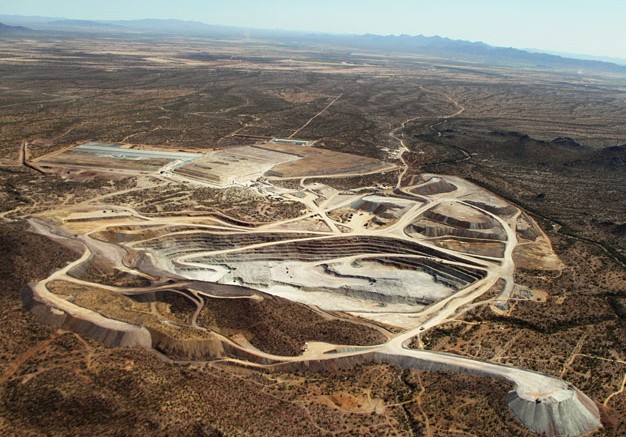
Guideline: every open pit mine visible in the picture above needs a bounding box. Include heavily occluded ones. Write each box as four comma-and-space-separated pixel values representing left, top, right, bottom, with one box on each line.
21, 139, 600, 436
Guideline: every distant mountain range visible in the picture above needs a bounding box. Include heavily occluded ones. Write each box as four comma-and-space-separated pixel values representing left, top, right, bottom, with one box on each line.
0, 14, 624, 73
317, 34, 626, 72
525, 49, 626, 67
0, 15, 234, 34
0, 21, 31, 33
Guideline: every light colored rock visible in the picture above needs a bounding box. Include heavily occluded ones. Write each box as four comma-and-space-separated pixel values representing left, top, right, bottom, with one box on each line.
279, 350, 601, 437
508, 387, 601, 437
22, 284, 152, 349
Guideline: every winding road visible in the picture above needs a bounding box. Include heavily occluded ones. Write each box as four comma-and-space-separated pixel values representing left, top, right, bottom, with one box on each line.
22, 87, 601, 436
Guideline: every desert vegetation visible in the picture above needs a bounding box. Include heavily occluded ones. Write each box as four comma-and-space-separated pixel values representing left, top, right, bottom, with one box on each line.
0, 29, 624, 436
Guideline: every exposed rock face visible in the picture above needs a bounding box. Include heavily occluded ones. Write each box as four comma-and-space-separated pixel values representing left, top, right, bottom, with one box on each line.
376, 351, 601, 436
423, 209, 499, 231
410, 177, 457, 195
406, 222, 506, 240
279, 351, 601, 437
508, 387, 601, 437
465, 200, 518, 218
21, 284, 152, 348
23, 274, 602, 436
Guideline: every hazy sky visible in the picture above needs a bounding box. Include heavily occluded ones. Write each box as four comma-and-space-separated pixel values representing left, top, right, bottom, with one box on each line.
2, 0, 625, 59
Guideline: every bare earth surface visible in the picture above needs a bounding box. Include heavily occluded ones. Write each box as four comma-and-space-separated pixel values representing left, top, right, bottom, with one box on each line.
0, 32, 624, 436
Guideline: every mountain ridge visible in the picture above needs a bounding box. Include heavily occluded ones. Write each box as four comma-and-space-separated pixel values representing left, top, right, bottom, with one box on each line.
0, 21, 31, 33
0, 15, 623, 73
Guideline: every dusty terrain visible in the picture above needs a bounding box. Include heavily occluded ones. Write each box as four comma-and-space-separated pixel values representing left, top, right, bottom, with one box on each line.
0, 32, 624, 436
